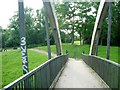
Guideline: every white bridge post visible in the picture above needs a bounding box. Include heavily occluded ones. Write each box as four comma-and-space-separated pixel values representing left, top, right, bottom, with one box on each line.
89, 0, 109, 55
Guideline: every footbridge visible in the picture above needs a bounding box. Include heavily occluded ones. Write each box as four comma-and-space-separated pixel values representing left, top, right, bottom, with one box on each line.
3, 0, 120, 90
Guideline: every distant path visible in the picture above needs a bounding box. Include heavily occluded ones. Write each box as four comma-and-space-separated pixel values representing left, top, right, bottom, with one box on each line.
55, 58, 109, 88
29, 48, 57, 57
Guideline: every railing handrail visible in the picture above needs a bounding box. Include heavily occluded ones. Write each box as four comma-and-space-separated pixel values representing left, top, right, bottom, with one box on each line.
82, 53, 120, 89
3, 54, 68, 89
82, 53, 120, 67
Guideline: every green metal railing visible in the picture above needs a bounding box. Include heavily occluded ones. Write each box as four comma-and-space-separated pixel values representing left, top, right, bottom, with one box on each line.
82, 54, 120, 89
3, 54, 68, 89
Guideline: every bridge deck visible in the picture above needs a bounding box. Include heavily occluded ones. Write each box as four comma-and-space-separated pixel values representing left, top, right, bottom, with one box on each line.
54, 58, 109, 88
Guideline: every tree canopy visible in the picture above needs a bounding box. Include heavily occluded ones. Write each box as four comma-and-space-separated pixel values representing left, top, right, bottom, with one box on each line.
1, 2, 120, 48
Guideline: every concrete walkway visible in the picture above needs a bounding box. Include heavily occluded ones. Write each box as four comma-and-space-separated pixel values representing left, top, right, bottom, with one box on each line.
54, 58, 109, 88
29, 49, 109, 88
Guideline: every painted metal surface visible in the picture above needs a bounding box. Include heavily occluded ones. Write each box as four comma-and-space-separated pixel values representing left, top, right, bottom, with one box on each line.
106, 2, 112, 59
42, 1, 62, 55
95, 28, 101, 56
44, 8, 52, 59
82, 54, 120, 89
18, 0, 29, 74
89, 0, 109, 55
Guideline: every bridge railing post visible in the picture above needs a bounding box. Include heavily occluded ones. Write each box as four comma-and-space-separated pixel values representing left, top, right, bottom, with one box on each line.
106, 2, 112, 60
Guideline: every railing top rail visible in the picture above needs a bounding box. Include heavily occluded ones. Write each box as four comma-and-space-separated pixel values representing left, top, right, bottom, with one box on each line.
82, 53, 120, 67
3, 54, 67, 89
82, 53, 119, 89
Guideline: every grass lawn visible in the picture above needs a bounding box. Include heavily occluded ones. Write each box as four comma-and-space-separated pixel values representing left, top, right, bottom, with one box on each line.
2, 43, 119, 87
2, 49, 48, 87
36, 43, 119, 64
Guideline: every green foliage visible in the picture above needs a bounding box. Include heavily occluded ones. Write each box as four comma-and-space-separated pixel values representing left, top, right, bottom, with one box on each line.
56, 2, 119, 46
2, 2, 119, 48
55, 2, 98, 45
2, 49, 48, 87
60, 31, 71, 43
2, 7, 57, 48
100, 2, 120, 46
111, 2, 120, 46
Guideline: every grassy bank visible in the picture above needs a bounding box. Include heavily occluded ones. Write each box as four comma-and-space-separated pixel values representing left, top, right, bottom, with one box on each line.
36, 43, 119, 63
2, 49, 48, 87
2, 44, 119, 87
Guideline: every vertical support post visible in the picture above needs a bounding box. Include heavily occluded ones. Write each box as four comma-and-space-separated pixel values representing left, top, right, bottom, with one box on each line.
90, 33, 97, 55
96, 28, 101, 56
53, 28, 62, 55
106, 2, 112, 60
18, 0, 29, 74
42, 1, 62, 56
89, 1, 109, 55
44, 10, 51, 59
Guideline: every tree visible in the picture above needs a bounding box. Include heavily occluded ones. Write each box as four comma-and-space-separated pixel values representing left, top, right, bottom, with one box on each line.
7, 13, 19, 47
100, 2, 120, 46
3, 7, 56, 48
55, 2, 98, 45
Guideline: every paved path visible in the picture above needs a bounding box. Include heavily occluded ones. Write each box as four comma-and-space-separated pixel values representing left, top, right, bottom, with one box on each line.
29, 49, 109, 88
29, 49, 57, 57
55, 58, 109, 88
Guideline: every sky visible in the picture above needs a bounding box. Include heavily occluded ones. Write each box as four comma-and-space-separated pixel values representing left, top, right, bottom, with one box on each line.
0, 0, 43, 29
0, 0, 97, 29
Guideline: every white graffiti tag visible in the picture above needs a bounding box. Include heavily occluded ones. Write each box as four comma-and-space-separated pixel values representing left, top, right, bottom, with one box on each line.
21, 37, 28, 74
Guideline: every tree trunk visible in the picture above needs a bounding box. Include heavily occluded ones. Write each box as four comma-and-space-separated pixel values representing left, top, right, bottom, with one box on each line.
79, 32, 81, 45
71, 30, 74, 44
71, 4, 75, 45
